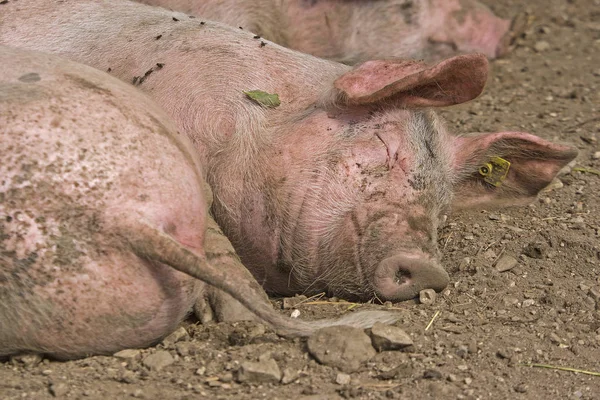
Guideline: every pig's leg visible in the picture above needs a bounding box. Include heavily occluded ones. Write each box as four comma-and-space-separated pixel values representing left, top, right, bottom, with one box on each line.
120, 217, 400, 337
193, 217, 262, 324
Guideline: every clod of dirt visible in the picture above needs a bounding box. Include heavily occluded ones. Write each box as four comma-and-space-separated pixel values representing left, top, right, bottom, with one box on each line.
522, 242, 547, 259
494, 254, 519, 272
161, 326, 189, 347
306, 326, 376, 372
369, 322, 414, 351
236, 358, 281, 383
419, 288, 437, 305
142, 350, 175, 371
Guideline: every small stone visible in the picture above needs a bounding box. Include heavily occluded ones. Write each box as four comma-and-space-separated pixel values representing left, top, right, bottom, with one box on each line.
457, 364, 468, 371
290, 309, 301, 319
522, 299, 535, 307
307, 326, 376, 373
376, 364, 413, 380
10, 353, 43, 367
282, 295, 308, 309
195, 367, 206, 376
494, 254, 518, 272
423, 369, 442, 380
592, 151, 600, 160
113, 349, 141, 359
162, 327, 189, 347
464, 377, 473, 385
49, 382, 69, 397
419, 289, 437, 305
502, 296, 519, 307
514, 383, 528, 393
335, 373, 351, 385
142, 351, 174, 371
370, 322, 414, 351
447, 374, 458, 382
132, 389, 144, 398
549, 332, 562, 344
488, 214, 501, 220
534, 41, 550, 52
236, 359, 281, 383
281, 368, 299, 384
542, 178, 563, 192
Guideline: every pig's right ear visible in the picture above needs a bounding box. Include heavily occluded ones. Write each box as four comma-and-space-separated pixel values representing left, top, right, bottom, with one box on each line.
333, 53, 488, 108
450, 132, 578, 210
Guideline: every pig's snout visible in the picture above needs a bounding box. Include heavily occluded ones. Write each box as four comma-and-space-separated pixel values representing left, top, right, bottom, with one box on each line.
373, 255, 449, 301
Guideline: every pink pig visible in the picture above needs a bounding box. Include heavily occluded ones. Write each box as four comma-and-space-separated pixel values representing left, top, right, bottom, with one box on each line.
138, 0, 526, 61
0, 1, 576, 308
0, 45, 399, 359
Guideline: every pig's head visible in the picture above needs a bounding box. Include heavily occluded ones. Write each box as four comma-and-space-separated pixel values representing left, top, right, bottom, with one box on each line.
223, 54, 577, 302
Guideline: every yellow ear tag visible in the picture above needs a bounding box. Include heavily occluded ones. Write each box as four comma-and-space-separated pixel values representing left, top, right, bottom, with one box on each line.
478, 156, 511, 187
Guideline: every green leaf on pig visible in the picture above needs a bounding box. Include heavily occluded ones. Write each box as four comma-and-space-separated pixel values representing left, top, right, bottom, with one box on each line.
243, 90, 281, 108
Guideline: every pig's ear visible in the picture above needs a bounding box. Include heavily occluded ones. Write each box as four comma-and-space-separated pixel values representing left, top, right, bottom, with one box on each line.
450, 132, 578, 209
333, 53, 488, 108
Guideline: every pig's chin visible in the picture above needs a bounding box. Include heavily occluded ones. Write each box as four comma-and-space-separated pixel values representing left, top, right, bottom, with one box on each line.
371, 254, 450, 302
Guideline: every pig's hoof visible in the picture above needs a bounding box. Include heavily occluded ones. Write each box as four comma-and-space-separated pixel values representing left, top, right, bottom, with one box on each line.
194, 288, 259, 323
497, 11, 529, 57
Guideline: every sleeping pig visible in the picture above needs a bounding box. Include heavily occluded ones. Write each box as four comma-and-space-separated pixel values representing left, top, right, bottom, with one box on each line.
137, 0, 526, 62
0, 0, 577, 311
0, 45, 398, 359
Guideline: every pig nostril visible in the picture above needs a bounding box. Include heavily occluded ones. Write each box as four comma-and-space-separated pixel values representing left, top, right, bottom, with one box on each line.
374, 255, 449, 302
394, 270, 409, 285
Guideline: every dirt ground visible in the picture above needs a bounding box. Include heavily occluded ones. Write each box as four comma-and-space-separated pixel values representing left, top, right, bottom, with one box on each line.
2, 0, 599, 399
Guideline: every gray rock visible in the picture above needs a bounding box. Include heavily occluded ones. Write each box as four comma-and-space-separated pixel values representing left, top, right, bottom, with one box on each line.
237, 358, 281, 383
161, 326, 189, 347
307, 326, 376, 373
335, 372, 351, 385
494, 254, 519, 272
10, 353, 43, 367
281, 367, 299, 384
142, 350, 175, 371
370, 322, 413, 351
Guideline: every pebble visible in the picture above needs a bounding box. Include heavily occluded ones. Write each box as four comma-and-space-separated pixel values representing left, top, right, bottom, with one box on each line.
113, 349, 141, 359
514, 383, 528, 393
522, 299, 535, 307
10, 353, 43, 367
534, 41, 550, 52
542, 178, 563, 192
593, 151, 600, 160
370, 322, 414, 351
142, 351, 175, 371
49, 382, 69, 397
419, 289, 437, 305
282, 295, 308, 309
423, 369, 442, 380
494, 254, 519, 272
281, 368, 299, 384
161, 327, 189, 347
236, 358, 281, 383
335, 372, 351, 385
307, 326, 376, 373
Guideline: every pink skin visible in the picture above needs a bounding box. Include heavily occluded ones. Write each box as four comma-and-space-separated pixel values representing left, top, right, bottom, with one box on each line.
0, 46, 207, 357
427, 0, 513, 58
138, 0, 521, 62
0, 1, 577, 305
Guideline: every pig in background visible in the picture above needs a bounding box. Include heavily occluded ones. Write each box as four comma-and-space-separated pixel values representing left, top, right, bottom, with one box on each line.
137, 0, 527, 62
0, 46, 399, 359
0, 1, 576, 320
